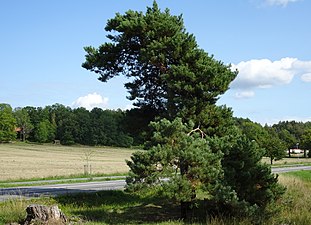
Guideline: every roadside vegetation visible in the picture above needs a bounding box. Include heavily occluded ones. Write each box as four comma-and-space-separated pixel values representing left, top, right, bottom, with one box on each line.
1, 171, 310, 225
0, 175, 125, 188
276, 171, 311, 224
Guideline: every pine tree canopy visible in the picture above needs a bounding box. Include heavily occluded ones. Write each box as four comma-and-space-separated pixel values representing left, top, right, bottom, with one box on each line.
82, 1, 237, 125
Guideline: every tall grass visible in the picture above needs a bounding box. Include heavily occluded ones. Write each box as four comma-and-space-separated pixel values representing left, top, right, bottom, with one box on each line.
0, 197, 26, 224
1, 172, 311, 225
284, 170, 311, 182
273, 173, 311, 225
0, 197, 59, 225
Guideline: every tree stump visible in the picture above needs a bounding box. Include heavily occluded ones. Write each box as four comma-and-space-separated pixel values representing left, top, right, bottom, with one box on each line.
23, 204, 67, 225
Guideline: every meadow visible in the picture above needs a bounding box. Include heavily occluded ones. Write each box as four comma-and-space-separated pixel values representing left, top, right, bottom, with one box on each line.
0, 142, 136, 181
262, 154, 311, 166
1, 142, 311, 182
1, 171, 311, 225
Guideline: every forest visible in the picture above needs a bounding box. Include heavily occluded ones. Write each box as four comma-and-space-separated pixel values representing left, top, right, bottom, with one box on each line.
0, 103, 133, 147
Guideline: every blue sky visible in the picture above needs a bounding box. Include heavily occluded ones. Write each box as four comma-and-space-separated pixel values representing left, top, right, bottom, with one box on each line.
0, 0, 310, 125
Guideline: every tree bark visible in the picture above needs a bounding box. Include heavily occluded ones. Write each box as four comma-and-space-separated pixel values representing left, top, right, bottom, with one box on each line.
22, 129, 26, 142
180, 201, 191, 220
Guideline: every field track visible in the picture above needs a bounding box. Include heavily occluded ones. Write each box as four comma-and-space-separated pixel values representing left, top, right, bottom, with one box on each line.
0, 143, 136, 181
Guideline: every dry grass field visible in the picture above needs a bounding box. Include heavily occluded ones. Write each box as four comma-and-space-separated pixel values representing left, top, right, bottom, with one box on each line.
1, 142, 310, 182
0, 143, 137, 181
262, 155, 311, 165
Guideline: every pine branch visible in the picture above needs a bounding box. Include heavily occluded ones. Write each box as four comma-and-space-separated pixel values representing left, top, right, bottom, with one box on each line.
187, 127, 206, 138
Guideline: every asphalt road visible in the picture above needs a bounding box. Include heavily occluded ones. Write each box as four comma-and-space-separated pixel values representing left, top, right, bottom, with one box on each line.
0, 180, 126, 202
1, 166, 310, 202
271, 165, 311, 173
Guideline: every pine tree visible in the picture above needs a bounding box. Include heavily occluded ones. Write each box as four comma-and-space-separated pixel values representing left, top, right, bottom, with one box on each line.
82, 1, 237, 133
126, 118, 223, 219
83, 1, 285, 220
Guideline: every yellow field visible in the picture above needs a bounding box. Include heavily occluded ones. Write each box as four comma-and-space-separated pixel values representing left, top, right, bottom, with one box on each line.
2, 142, 310, 182
262, 156, 311, 165
0, 143, 137, 181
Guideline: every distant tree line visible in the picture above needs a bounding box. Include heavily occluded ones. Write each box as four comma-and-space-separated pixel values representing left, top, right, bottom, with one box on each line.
0, 103, 139, 147
235, 118, 311, 162
0, 104, 311, 155
1, 102, 311, 156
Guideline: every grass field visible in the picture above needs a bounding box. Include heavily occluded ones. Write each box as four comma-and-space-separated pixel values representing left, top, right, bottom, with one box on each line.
276, 171, 311, 224
0, 142, 137, 181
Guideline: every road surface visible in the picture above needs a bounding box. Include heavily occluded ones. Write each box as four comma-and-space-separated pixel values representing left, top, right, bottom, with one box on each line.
271, 165, 311, 173
0, 180, 125, 202
1, 166, 310, 202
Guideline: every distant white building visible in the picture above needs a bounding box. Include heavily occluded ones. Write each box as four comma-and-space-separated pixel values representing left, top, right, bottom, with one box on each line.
289, 148, 303, 154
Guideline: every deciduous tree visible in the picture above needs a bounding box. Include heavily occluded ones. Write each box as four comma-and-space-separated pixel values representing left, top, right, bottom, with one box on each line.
34, 119, 55, 143
263, 126, 286, 164
14, 107, 34, 141
301, 128, 311, 157
0, 104, 16, 142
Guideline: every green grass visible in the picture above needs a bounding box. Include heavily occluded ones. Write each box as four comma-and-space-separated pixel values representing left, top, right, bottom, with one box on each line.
0, 197, 59, 225
0, 190, 181, 225
283, 170, 311, 182
275, 172, 311, 225
0, 173, 127, 188
1, 167, 311, 224
58, 190, 181, 224
0, 172, 127, 183
0, 177, 125, 188
0, 191, 256, 225
270, 162, 311, 168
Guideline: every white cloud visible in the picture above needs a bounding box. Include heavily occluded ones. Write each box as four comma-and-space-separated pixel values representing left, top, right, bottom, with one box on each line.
235, 91, 255, 99
265, 0, 300, 7
292, 60, 311, 70
301, 73, 311, 82
231, 57, 297, 89
72, 93, 109, 110
230, 57, 311, 99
